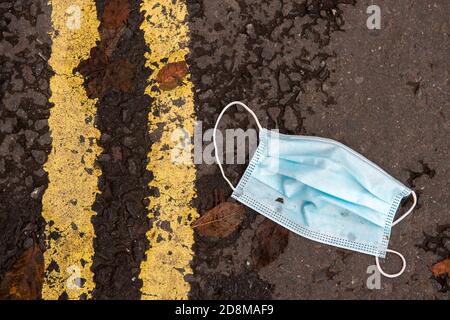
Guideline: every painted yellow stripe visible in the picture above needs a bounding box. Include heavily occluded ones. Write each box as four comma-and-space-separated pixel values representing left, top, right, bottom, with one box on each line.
139, 0, 198, 299
42, 0, 101, 299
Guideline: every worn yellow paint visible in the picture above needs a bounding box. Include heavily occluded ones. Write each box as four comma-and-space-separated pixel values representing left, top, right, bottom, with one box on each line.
42, 0, 100, 299
139, 0, 198, 299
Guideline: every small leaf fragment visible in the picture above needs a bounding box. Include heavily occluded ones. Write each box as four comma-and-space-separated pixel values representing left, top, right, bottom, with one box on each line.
251, 218, 289, 269
101, 26, 126, 57
431, 259, 450, 277
76, 46, 107, 98
156, 61, 188, 90
102, 0, 130, 30
0, 243, 44, 300
192, 202, 246, 238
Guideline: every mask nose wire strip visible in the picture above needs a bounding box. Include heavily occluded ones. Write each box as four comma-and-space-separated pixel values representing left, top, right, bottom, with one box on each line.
213, 101, 263, 191
375, 190, 417, 278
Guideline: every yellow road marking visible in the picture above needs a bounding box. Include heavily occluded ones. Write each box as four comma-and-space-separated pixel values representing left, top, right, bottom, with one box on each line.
42, 0, 101, 299
139, 0, 198, 299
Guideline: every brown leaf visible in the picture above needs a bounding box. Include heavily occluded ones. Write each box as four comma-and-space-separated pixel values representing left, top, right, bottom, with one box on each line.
192, 202, 246, 238
75, 0, 132, 98
251, 219, 289, 269
77, 55, 135, 98
76, 46, 107, 98
156, 61, 188, 90
106, 59, 135, 93
431, 259, 450, 277
0, 243, 44, 300
101, 26, 126, 57
102, 0, 130, 30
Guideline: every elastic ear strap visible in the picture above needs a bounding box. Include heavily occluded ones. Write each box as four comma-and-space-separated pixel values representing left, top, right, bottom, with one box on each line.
375, 190, 417, 278
375, 249, 406, 278
392, 190, 417, 226
213, 101, 263, 191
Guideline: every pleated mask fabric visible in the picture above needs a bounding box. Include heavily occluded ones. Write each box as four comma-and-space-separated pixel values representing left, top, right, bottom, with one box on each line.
213, 101, 417, 278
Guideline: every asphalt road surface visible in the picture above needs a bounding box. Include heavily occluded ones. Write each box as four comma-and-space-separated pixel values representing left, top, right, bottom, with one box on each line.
0, 0, 448, 299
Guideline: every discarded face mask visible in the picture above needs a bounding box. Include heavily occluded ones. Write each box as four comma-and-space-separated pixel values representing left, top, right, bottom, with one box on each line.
213, 101, 417, 278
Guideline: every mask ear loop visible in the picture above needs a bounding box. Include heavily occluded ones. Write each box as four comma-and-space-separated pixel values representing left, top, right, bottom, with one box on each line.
375, 249, 406, 278
392, 191, 417, 227
375, 190, 417, 278
213, 101, 263, 191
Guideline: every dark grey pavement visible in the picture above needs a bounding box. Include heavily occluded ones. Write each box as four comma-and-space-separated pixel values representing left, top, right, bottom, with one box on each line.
189, 0, 449, 299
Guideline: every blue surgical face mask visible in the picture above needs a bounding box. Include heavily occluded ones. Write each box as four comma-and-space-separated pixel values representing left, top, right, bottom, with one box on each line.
213, 101, 417, 278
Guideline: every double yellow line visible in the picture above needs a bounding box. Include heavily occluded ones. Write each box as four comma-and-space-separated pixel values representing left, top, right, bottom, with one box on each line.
43, 0, 197, 299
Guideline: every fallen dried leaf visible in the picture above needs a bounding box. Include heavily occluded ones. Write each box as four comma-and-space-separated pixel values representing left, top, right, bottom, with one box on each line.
156, 61, 188, 90
77, 54, 135, 98
192, 202, 246, 238
102, 0, 130, 30
76, 46, 107, 98
75, 0, 132, 98
101, 26, 126, 57
251, 218, 289, 269
431, 259, 450, 277
0, 243, 44, 300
